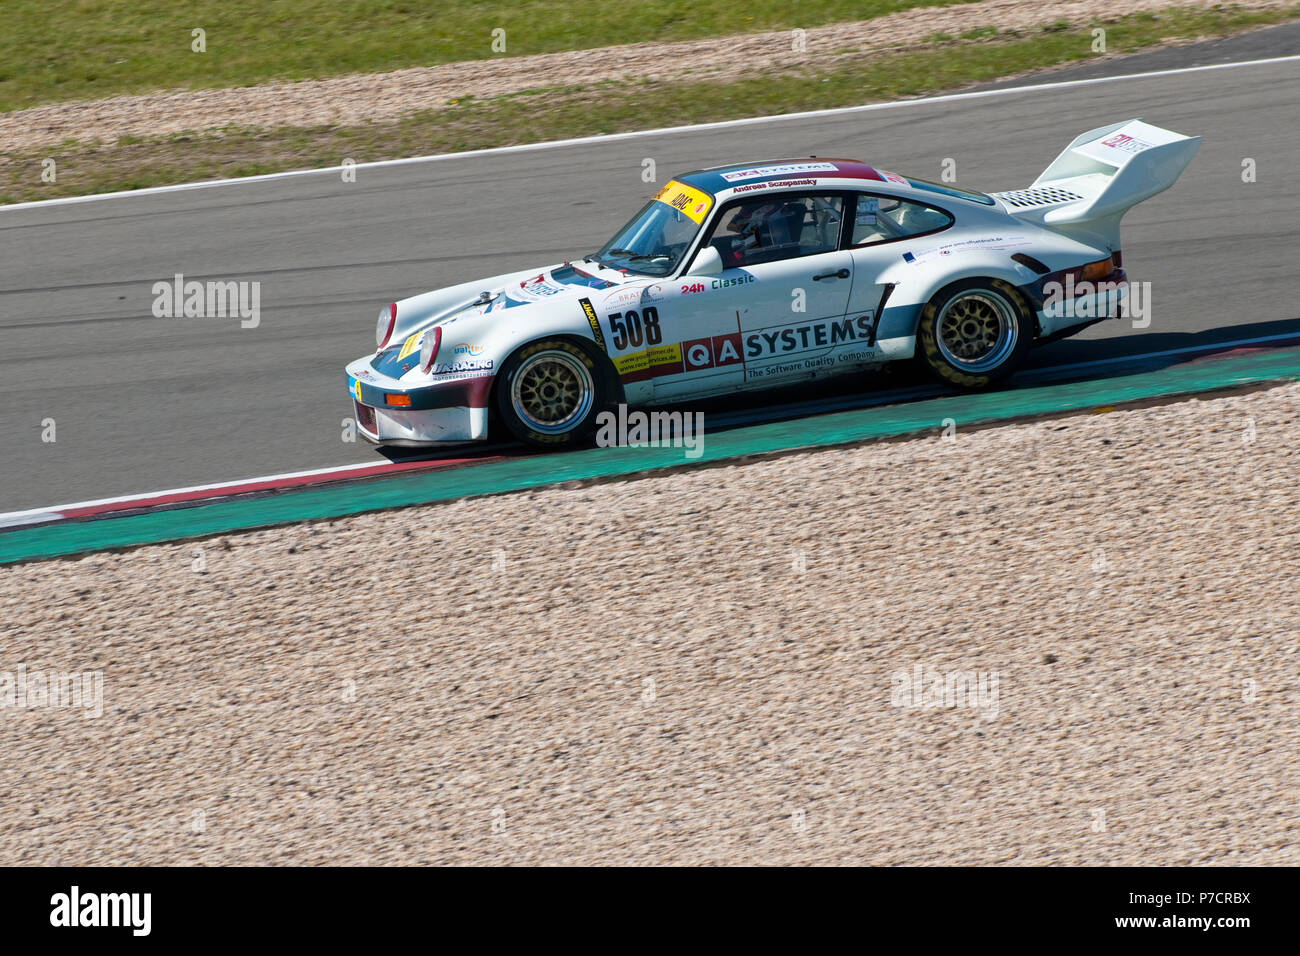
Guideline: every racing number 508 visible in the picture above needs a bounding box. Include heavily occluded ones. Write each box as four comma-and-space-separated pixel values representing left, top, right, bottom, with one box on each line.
608, 307, 662, 350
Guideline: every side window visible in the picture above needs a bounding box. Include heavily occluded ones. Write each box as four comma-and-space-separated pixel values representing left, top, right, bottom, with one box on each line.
851, 195, 952, 246
705, 194, 844, 268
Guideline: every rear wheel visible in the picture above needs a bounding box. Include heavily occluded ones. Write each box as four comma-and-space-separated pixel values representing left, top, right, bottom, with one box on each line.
915, 278, 1032, 388
496, 338, 607, 447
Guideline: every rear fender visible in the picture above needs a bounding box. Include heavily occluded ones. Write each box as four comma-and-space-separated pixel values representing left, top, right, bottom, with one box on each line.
873, 254, 1034, 342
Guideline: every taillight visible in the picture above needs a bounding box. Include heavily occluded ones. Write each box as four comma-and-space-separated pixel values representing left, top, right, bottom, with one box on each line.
1042, 254, 1122, 300
419, 326, 442, 374
376, 302, 397, 349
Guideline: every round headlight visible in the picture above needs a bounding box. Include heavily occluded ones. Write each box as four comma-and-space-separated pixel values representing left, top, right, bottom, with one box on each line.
375, 303, 397, 349
419, 326, 443, 374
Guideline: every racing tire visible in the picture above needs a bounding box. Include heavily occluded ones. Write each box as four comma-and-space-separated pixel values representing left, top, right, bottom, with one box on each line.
495, 338, 609, 447
915, 278, 1033, 389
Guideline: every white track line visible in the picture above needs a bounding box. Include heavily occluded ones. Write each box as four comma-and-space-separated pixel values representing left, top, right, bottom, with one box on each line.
0, 459, 395, 525
1, 331, 1294, 527
0, 512, 64, 529
3, 53, 1297, 213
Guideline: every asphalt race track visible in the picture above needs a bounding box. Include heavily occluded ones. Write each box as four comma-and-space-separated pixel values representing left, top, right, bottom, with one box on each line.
2, 38, 1298, 513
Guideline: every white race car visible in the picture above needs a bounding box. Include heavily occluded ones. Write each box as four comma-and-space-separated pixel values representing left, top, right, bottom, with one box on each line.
346, 118, 1198, 447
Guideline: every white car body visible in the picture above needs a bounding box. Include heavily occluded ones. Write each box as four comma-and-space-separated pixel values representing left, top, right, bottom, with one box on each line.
346, 118, 1199, 445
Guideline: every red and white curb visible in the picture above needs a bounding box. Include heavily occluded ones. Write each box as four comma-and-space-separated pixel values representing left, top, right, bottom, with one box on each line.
3, 332, 1298, 533
0, 454, 499, 531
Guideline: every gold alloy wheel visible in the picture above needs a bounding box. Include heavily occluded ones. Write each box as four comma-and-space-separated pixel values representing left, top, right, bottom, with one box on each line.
935, 289, 1020, 373
510, 349, 595, 434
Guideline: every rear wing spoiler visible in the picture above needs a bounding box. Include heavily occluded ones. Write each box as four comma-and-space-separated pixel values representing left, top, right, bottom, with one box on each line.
994, 119, 1200, 248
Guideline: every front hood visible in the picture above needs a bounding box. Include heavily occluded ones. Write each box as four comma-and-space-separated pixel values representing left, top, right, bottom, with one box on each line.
496, 261, 623, 308
369, 260, 626, 379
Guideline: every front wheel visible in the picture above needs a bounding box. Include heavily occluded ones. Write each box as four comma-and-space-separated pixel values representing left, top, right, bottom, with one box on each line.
495, 338, 607, 447
915, 278, 1032, 388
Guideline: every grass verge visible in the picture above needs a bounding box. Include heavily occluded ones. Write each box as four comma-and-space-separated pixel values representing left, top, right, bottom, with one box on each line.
0, 0, 970, 113
2, 5, 1296, 205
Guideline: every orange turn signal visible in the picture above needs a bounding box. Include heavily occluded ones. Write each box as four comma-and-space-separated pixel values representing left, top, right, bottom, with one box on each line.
384, 394, 411, 407
1079, 258, 1113, 282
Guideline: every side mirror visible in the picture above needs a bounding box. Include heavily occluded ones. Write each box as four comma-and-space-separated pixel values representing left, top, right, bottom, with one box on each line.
689, 245, 723, 276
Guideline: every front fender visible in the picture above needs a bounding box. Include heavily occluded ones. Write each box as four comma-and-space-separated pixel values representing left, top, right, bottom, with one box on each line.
445, 294, 604, 361
388, 262, 569, 344
383, 293, 609, 401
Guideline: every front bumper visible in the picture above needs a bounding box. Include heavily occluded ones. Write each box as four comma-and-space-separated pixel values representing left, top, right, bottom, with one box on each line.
351, 399, 489, 445
346, 357, 492, 445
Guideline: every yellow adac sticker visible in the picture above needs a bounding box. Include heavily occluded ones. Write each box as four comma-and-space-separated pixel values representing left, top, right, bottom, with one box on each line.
353, 379, 363, 402
654, 180, 713, 224
397, 330, 422, 361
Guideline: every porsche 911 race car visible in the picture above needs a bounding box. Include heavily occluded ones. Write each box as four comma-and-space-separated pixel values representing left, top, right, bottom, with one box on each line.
345, 118, 1199, 447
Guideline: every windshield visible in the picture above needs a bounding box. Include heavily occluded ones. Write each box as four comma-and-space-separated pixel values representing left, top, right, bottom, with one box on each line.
595, 181, 713, 276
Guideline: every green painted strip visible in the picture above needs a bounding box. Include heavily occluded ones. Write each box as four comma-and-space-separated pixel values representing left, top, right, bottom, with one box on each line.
5, 347, 1300, 565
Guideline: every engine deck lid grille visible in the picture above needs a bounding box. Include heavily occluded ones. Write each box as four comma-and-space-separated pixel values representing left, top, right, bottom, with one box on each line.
992, 185, 1085, 209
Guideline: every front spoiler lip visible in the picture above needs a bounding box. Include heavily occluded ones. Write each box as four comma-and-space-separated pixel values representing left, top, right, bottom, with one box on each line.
352, 399, 490, 445
351, 406, 478, 447
364, 436, 479, 448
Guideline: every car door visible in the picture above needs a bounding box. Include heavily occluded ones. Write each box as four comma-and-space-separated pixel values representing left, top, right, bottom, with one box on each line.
843, 192, 956, 361
651, 192, 857, 400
